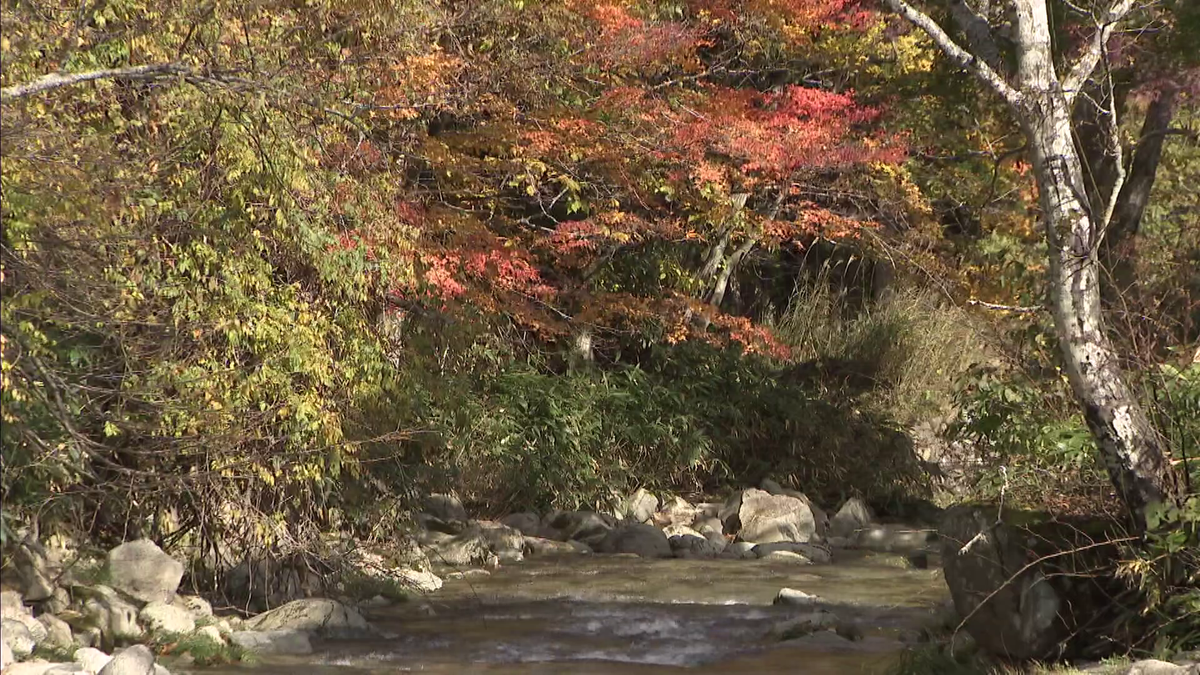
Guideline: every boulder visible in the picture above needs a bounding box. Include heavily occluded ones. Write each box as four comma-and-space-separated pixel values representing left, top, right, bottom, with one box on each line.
425, 520, 524, 567
172, 595, 212, 620
499, 512, 543, 537
97, 644, 155, 675
2, 618, 36, 659
105, 540, 183, 605
5, 666, 82, 675
229, 629, 313, 655
760, 550, 811, 563
758, 479, 830, 537
543, 511, 615, 547
243, 598, 377, 639
721, 541, 758, 559
422, 493, 468, 522
692, 517, 725, 541
731, 489, 816, 544
194, 626, 225, 646
1, 589, 28, 619
138, 601, 195, 635
830, 497, 874, 539
37, 613, 75, 650
753, 542, 832, 564
668, 534, 724, 559
1125, 660, 1199, 675
473, 521, 525, 563
941, 506, 1060, 660
80, 585, 143, 644
393, 568, 443, 593
1, 639, 12, 670
595, 523, 672, 558
773, 588, 822, 607
654, 496, 699, 529
4, 606, 48, 645
623, 488, 659, 524
74, 647, 112, 673
14, 538, 57, 602
523, 536, 591, 556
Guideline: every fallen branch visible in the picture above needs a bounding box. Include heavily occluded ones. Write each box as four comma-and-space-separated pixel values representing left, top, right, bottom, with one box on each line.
967, 298, 1043, 313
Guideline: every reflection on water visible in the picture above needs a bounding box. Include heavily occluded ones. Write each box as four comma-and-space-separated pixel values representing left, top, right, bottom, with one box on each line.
181, 550, 947, 674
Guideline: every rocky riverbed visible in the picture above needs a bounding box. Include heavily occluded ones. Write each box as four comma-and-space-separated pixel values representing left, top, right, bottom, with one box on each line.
3, 480, 1196, 674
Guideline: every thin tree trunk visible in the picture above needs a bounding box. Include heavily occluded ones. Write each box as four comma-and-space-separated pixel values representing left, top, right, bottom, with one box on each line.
1102, 84, 1181, 301
708, 235, 759, 308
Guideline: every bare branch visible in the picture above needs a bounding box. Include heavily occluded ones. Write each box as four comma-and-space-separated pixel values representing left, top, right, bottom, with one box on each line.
1096, 63, 1125, 234
1060, 0, 1137, 102
882, 0, 1023, 108
1, 63, 192, 102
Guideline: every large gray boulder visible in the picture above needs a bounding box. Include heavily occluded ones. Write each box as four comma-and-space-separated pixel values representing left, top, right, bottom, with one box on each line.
97, 644, 154, 675
726, 489, 817, 544
0, 640, 12, 670
74, 647, 113, 673
668, 532, 724, 559
596, 523, 672, 558
424, 521, 524, 567
654, 496, 699, 529
758, 479, 830, 537
622, 488, 659, 524
229, 629, 313, 655
243, 598, 378, 639
939, 505, 1063, 660
105, 540, 183, 605
523, 536, 591, 556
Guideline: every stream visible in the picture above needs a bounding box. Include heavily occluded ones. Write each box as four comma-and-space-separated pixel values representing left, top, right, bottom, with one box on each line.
185, 548, 948, 674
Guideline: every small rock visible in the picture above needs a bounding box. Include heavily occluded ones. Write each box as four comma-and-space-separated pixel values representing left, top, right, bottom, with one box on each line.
623, 488, 659, 524
654, 496, 698, 528
193, 626, 225, 646
6, 665, 79, 675
544, 511, 615, 547
753, 542, 832, 564
771, 610, 839, 640
139, 601, 195, 635
44, 665, 91, 674
2, 639, 13, 669
74, 648, 112, 673
773, 588, 822, 607
229, 629, 313, 655
105, 540, 184, 605
243, 598, 377, 639
760, 550, 811, 563
38, 613, 75, 650
2, 618, 37, 659
97, 644, 155, 675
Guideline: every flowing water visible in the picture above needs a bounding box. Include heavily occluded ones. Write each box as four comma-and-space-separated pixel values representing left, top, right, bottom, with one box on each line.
185, 549, 948, 674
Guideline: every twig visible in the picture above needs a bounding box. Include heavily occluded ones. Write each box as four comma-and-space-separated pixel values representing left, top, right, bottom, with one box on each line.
967, 299, 1043, 313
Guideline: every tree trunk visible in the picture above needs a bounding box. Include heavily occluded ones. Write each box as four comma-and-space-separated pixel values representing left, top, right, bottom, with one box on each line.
1020, 86, 1179, 525
1102, 84, 1181, 302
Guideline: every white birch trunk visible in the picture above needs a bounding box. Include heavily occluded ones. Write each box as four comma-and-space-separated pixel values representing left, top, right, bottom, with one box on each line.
883, 0, 1179, 526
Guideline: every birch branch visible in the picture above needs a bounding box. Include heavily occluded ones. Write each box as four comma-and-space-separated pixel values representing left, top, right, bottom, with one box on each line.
881, 0, 1023, 108
1, 63, 191, 102
1060, 0, 1137, 102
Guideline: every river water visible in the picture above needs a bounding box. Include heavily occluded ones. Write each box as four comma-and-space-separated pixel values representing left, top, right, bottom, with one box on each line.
185, 547, 948, 674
